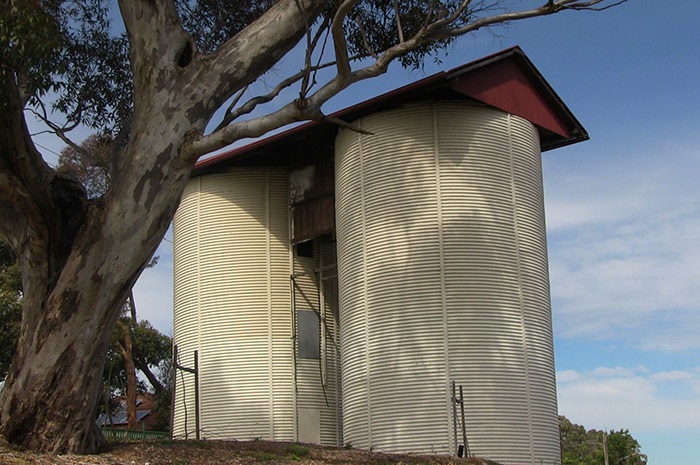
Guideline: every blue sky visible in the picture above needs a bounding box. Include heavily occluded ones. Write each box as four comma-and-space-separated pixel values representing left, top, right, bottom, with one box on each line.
30, 1, 699, 464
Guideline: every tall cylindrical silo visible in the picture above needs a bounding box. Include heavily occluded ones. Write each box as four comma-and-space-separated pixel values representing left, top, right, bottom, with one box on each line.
172, 168, 294, 441
335, 102, 559, 464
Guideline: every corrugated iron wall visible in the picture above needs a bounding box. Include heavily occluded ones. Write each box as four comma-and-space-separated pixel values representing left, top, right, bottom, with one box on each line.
291, 238, 342, 446
172, 178, 201, 439
172, 168, 294, 441
335, 102, 559, 464
320, 241, 343, 445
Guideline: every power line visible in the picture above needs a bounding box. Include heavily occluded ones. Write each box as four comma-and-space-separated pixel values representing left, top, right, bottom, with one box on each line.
34, 142, 61, 158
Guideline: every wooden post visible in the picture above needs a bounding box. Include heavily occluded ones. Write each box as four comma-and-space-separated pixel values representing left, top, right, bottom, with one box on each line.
459, 384, 470, 458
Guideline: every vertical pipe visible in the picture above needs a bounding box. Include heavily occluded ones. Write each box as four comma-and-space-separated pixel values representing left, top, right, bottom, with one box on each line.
451, 381, 458, 456
319, 244, 327, 387
194, 350, 200, 440
170, 345, 178, 438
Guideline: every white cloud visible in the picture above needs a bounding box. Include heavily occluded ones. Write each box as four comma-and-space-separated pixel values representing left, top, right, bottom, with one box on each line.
543, 139, 700, 351
590, 366, 642, 378
557, 365, 700, 433
557, 369, 580, 383
650, 370, 694, 383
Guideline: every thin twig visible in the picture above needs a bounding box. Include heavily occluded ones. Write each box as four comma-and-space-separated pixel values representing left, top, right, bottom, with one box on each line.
216, 55, 358, 130
29, 105, 93, 163
295, 0, 314, 99
354, 15, 379, 59
393, 0, 405, 43
222, 85, 249, 123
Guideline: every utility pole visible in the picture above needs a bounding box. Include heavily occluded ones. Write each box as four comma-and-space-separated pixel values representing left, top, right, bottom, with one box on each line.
603, 430, 610, 465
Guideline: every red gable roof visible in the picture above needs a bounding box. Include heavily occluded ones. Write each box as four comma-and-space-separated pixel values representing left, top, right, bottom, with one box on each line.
195, 46, 587, 175
451, 57, 570, 137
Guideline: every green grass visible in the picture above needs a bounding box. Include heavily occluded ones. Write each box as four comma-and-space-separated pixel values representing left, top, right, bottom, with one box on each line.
286, 443, 310, 460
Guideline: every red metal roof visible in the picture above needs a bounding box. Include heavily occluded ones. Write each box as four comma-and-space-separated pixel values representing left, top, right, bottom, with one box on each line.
451, 58, 570, 137
194, 46, 587, 175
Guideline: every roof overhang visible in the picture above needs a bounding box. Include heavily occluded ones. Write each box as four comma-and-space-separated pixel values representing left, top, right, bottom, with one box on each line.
194, 46, 588, 176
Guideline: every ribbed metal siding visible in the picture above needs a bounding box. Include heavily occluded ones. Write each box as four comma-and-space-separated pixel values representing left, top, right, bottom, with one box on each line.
320, 241, 343, 446
335, 103, 559, 464
172, 179, 201, 438
172, 168, 294, 441
336, 105, 450, 455
292, 240, 342, 446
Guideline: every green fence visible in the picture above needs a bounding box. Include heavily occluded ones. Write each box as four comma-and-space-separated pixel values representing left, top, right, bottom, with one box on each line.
101, 427, 169, 441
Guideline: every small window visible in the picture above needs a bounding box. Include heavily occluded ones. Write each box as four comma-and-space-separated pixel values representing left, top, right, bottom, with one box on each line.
297, 310, 320, 359
296, 240, 314, 258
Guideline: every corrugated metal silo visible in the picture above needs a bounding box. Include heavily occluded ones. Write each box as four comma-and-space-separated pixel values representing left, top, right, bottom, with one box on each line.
335, 102, 559, 464
172, 168, 294, 441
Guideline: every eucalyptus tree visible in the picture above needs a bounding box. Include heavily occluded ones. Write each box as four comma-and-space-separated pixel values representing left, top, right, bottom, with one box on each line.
560, 416, 647, 465
0, 0, 624, 454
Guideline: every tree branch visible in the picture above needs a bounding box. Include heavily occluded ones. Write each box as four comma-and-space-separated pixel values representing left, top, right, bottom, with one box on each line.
118, 0, 191, 77
32, 113, 96, 169
186, 0, 624, 159
393, 0, 405, 43
555, 0, 628, 11
217, 86, 249, 131
295, 0, 314, 99
322, 115, 374, 135
331, 0, 359, 83
215, 58, 345, 131
0, 73, 55, 259
186, 0, 328, 124
134, 359, 164, 394
353, 15, 380, 59
423, 0, 623, 43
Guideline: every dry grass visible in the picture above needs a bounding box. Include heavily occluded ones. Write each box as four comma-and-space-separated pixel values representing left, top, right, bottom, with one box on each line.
0, 439, 503, 465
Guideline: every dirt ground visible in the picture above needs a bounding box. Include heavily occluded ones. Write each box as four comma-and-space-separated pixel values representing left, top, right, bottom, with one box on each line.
0, 439, 503, 465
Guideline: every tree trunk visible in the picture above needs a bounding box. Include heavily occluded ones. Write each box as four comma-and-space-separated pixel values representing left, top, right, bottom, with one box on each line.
0, 175, 185, 452
115, 321, 138, 430
0, 73, 105, 452
124, 334, 138, 431
0, 69, 194, 453
0, 283, 121, 453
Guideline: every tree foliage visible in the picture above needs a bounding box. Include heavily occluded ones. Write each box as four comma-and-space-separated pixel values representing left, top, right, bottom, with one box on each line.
103, 316, 172, 430
57, 134, 113, 199
560, 416, 647, 465
0, 0, 62, 102
2, 0, 131, 133
105, 318, 171, 397
175, 0, 277, 55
